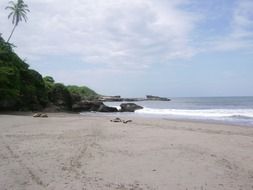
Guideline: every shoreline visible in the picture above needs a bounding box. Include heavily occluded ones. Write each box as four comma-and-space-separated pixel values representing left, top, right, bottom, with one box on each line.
83, 111, 253, 128
1, 110, 253, 128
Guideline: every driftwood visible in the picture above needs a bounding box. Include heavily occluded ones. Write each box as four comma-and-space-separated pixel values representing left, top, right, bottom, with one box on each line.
110, 118, 132, 124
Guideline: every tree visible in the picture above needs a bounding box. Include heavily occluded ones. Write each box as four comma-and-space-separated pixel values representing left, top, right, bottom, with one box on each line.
5, 0, 30, 43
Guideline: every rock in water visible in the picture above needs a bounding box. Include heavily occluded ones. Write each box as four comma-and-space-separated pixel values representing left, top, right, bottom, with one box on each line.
98, 104, 118, 112
146, 95, 170, 101
120, 103, 143, 112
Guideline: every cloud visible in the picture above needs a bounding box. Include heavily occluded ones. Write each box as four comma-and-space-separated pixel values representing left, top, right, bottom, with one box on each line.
1, 0, 252, 70
0, 0, 200, 69
207, 0, 253, 52
232, 0, 253, 38
41, 67, 148, 95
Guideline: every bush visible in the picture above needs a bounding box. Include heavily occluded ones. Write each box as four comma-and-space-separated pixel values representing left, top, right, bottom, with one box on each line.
67, 85, 98, 100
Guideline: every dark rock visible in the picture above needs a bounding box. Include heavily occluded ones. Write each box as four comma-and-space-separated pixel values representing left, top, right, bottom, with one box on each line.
98, 96, 123, 102
72, 101, 118, 112
99, 96, 147, 102
98, 104, 118, 112
120, 103, 143, 112
122, 98, 146, 102
72, 101, 101, 112
146, 95, 170, 101
48, 83, 72, 110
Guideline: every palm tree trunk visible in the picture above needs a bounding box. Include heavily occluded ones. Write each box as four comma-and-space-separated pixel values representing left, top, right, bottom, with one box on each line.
7, 24, 17, 43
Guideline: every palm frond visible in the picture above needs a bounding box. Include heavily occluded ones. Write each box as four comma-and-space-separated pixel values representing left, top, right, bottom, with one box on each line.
21, 13, 28, 22
8, 12, 14, 19
8, 1, 15, 6
20, 9, 29, 14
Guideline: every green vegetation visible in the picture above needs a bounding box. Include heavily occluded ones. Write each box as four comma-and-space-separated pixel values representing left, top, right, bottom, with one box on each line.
0, 37, 98, 111
0, 37, 47, 110
48, 83, 72, 110
5, 0, 30, 43
67, 85, 98, 100
42, 76, 99, 110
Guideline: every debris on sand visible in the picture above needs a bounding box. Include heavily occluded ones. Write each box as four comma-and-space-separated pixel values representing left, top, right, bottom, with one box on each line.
33, 113, 48, 118
33, 113, 41, 117
110, 118, 132, 124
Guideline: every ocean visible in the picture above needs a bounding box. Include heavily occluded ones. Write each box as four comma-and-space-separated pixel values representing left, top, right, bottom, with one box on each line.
104, 96, 253, 126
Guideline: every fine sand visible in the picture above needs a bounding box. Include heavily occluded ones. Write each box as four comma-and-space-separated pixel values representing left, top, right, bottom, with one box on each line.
0, 113, 253, 190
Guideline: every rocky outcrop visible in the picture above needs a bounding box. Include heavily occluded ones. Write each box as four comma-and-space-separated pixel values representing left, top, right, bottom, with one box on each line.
99, 96, 147, 102
43, 103, 62, 112
120, 103, 143, 112
99, 95, 171, 102
98, 96, 123, 102
122, 98, 146, 101
72, 101, 101, 112
48, 83, 72, 110
146, 95, 170, 101
97, 104, 118, 112
72, 101, 118, 112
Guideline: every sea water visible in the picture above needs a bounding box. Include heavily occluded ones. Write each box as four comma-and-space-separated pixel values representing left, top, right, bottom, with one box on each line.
104, 97, 253, 126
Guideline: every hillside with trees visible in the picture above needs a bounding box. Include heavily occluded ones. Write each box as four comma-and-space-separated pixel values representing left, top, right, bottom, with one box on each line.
0, 36, 99, 111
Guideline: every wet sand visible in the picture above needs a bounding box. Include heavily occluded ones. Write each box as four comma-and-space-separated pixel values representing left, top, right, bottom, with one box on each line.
0, 113, 253, 190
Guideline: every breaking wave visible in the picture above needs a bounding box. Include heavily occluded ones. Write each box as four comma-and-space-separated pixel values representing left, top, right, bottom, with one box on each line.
135, 108, 253, 121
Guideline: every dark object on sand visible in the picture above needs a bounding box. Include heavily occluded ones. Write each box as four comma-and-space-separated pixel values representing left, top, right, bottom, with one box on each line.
33, 113, 41, 117
33, 113, 48, 118
110, 117, 122, 122
110, 118, 132, 124
41, 113, 48, 118
123, 120, 132, 124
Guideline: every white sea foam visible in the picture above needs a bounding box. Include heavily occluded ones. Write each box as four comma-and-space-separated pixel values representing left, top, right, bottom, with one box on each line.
135, 108, 253, 119
105, 97, 253, 125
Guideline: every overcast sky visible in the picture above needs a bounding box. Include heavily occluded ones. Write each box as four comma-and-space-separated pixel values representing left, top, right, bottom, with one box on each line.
1, 0, 253, 97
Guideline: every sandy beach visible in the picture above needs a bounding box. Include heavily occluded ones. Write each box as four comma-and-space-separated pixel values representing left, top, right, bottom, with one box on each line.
0, 113, 253, 190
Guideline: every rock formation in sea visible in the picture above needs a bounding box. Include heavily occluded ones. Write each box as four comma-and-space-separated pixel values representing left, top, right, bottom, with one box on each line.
120, 103, 143, 112
146, 95, 170, 101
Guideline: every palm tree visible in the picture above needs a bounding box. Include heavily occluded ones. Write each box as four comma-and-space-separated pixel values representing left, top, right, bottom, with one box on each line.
5, 0, 30, 43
